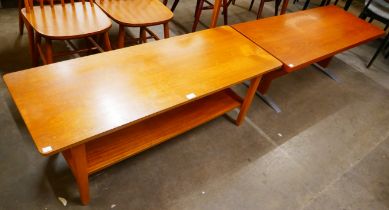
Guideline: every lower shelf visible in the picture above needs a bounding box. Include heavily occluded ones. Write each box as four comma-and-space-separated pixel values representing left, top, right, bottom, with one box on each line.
85, 88, 242, 174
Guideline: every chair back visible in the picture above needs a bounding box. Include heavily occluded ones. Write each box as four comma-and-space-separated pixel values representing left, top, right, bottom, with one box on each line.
24, 0, 95, 13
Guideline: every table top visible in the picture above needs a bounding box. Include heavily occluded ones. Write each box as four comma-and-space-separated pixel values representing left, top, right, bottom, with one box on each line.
96, 0, 173, 26
4, 26, 281, 156
232, 6, 384, 72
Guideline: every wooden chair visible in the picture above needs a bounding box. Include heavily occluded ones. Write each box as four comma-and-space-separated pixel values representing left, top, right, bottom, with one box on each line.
167, 0, 231, 32
21, 0, 112, 65
96, 0, 173, 49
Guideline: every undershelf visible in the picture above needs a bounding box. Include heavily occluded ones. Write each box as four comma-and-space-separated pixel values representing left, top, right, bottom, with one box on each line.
85, 88, 242, 174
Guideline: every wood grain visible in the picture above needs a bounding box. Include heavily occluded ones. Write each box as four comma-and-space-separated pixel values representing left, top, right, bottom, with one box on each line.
232, 6, 385, 72
21, 2, 112, 39
4, 26, 281, 156
96, 0, 173, 27
86, 89, 242, 174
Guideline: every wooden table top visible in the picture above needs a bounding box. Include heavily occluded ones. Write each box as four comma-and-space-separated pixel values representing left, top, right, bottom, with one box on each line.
96, 0, 173, 26
232, 6, 385, 72
4, 26, 281, 156
22, 2, 112, 39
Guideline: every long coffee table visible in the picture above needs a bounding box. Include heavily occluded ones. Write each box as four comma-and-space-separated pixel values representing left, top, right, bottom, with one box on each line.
232, 6, 384, 112
4, 26, 281, 205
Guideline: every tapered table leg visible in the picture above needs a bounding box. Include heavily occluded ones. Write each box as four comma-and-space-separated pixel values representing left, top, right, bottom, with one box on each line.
63, 144, 90, 205
236, 76, 262, 125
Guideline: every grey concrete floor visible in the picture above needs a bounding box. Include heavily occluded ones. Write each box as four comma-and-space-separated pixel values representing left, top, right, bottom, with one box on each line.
1, 0, 389, 209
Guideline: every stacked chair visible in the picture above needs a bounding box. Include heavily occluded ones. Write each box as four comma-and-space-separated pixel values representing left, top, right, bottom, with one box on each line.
20, 0, 174, 65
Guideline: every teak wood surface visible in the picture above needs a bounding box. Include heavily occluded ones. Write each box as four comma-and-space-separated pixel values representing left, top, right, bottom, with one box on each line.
4, 25, 281, 157
96, 0, 173, 27
21, 1, 112, 65
4, 26, 281, 204
95, 0, 173, 48
232, 6, 384, 94
232, 6, 384, 72
22, 2, 112, 39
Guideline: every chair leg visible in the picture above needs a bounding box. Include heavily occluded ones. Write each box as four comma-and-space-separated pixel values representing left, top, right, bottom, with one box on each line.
45, 38, 53, 64
163, 22, 170, 39
163, 0, 168, 5
192, 0, 205, 32
103, 32, 112, 51
171, 0, 180, 12
275, 0, 281, 16
25, 23, 38, 66
35, 33, 41, 65
117, 25, 125, 49
140, 27, 147, 43
367, 33, 389, 68
249, 0, 255, 11
303, 0, 310, 10
18, 0, 24, 35
343, 0, 352, 11
222, 0, 228, 25
232, 0, 236, 4
256, 0, 265, 19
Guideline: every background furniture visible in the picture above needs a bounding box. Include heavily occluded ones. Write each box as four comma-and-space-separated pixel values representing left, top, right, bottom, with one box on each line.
167, 0, 231, 31
96, 0, 173, 49
4, 26, 281, 205
232, 6, 384, 112
359, 0, 389, 67
21, 0, 112, 65
295, 0, 353, 11
233, 0, 288, 19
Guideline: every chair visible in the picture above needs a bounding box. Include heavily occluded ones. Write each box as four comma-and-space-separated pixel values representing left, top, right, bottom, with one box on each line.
359, 0, 389, 67
96, 0, 173, 49
167, 0, 231, 32
21, 0, 112, 65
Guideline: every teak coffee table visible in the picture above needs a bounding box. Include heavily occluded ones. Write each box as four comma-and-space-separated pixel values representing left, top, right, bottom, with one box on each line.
4, 26, 281, 205
232, 6, 384, 112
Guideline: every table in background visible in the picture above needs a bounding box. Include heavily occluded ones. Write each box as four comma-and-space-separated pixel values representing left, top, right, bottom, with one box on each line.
4, 26, 281, 205
232, 6, 384, 112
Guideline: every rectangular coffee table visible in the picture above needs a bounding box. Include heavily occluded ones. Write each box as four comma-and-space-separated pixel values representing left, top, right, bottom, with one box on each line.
232, 6, 384, 112
4, 26, 281, 205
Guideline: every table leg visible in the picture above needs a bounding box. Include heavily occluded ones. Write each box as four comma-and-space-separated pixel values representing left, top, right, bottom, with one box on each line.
255, 69, 287, 113
313, 56, 339, 82
63, 144, 90, 205
236, 76, 262, 125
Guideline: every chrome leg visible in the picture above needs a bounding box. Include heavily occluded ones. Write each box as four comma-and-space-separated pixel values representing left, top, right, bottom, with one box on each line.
312, 63, 340, 82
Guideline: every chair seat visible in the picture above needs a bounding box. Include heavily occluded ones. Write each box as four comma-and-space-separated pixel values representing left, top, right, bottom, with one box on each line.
96, 0, 173, 27
22, 2, 112, 39
366, 0, 389, 20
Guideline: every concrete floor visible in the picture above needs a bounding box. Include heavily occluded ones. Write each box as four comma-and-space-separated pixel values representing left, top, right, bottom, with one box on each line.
1, 0, 389, 209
